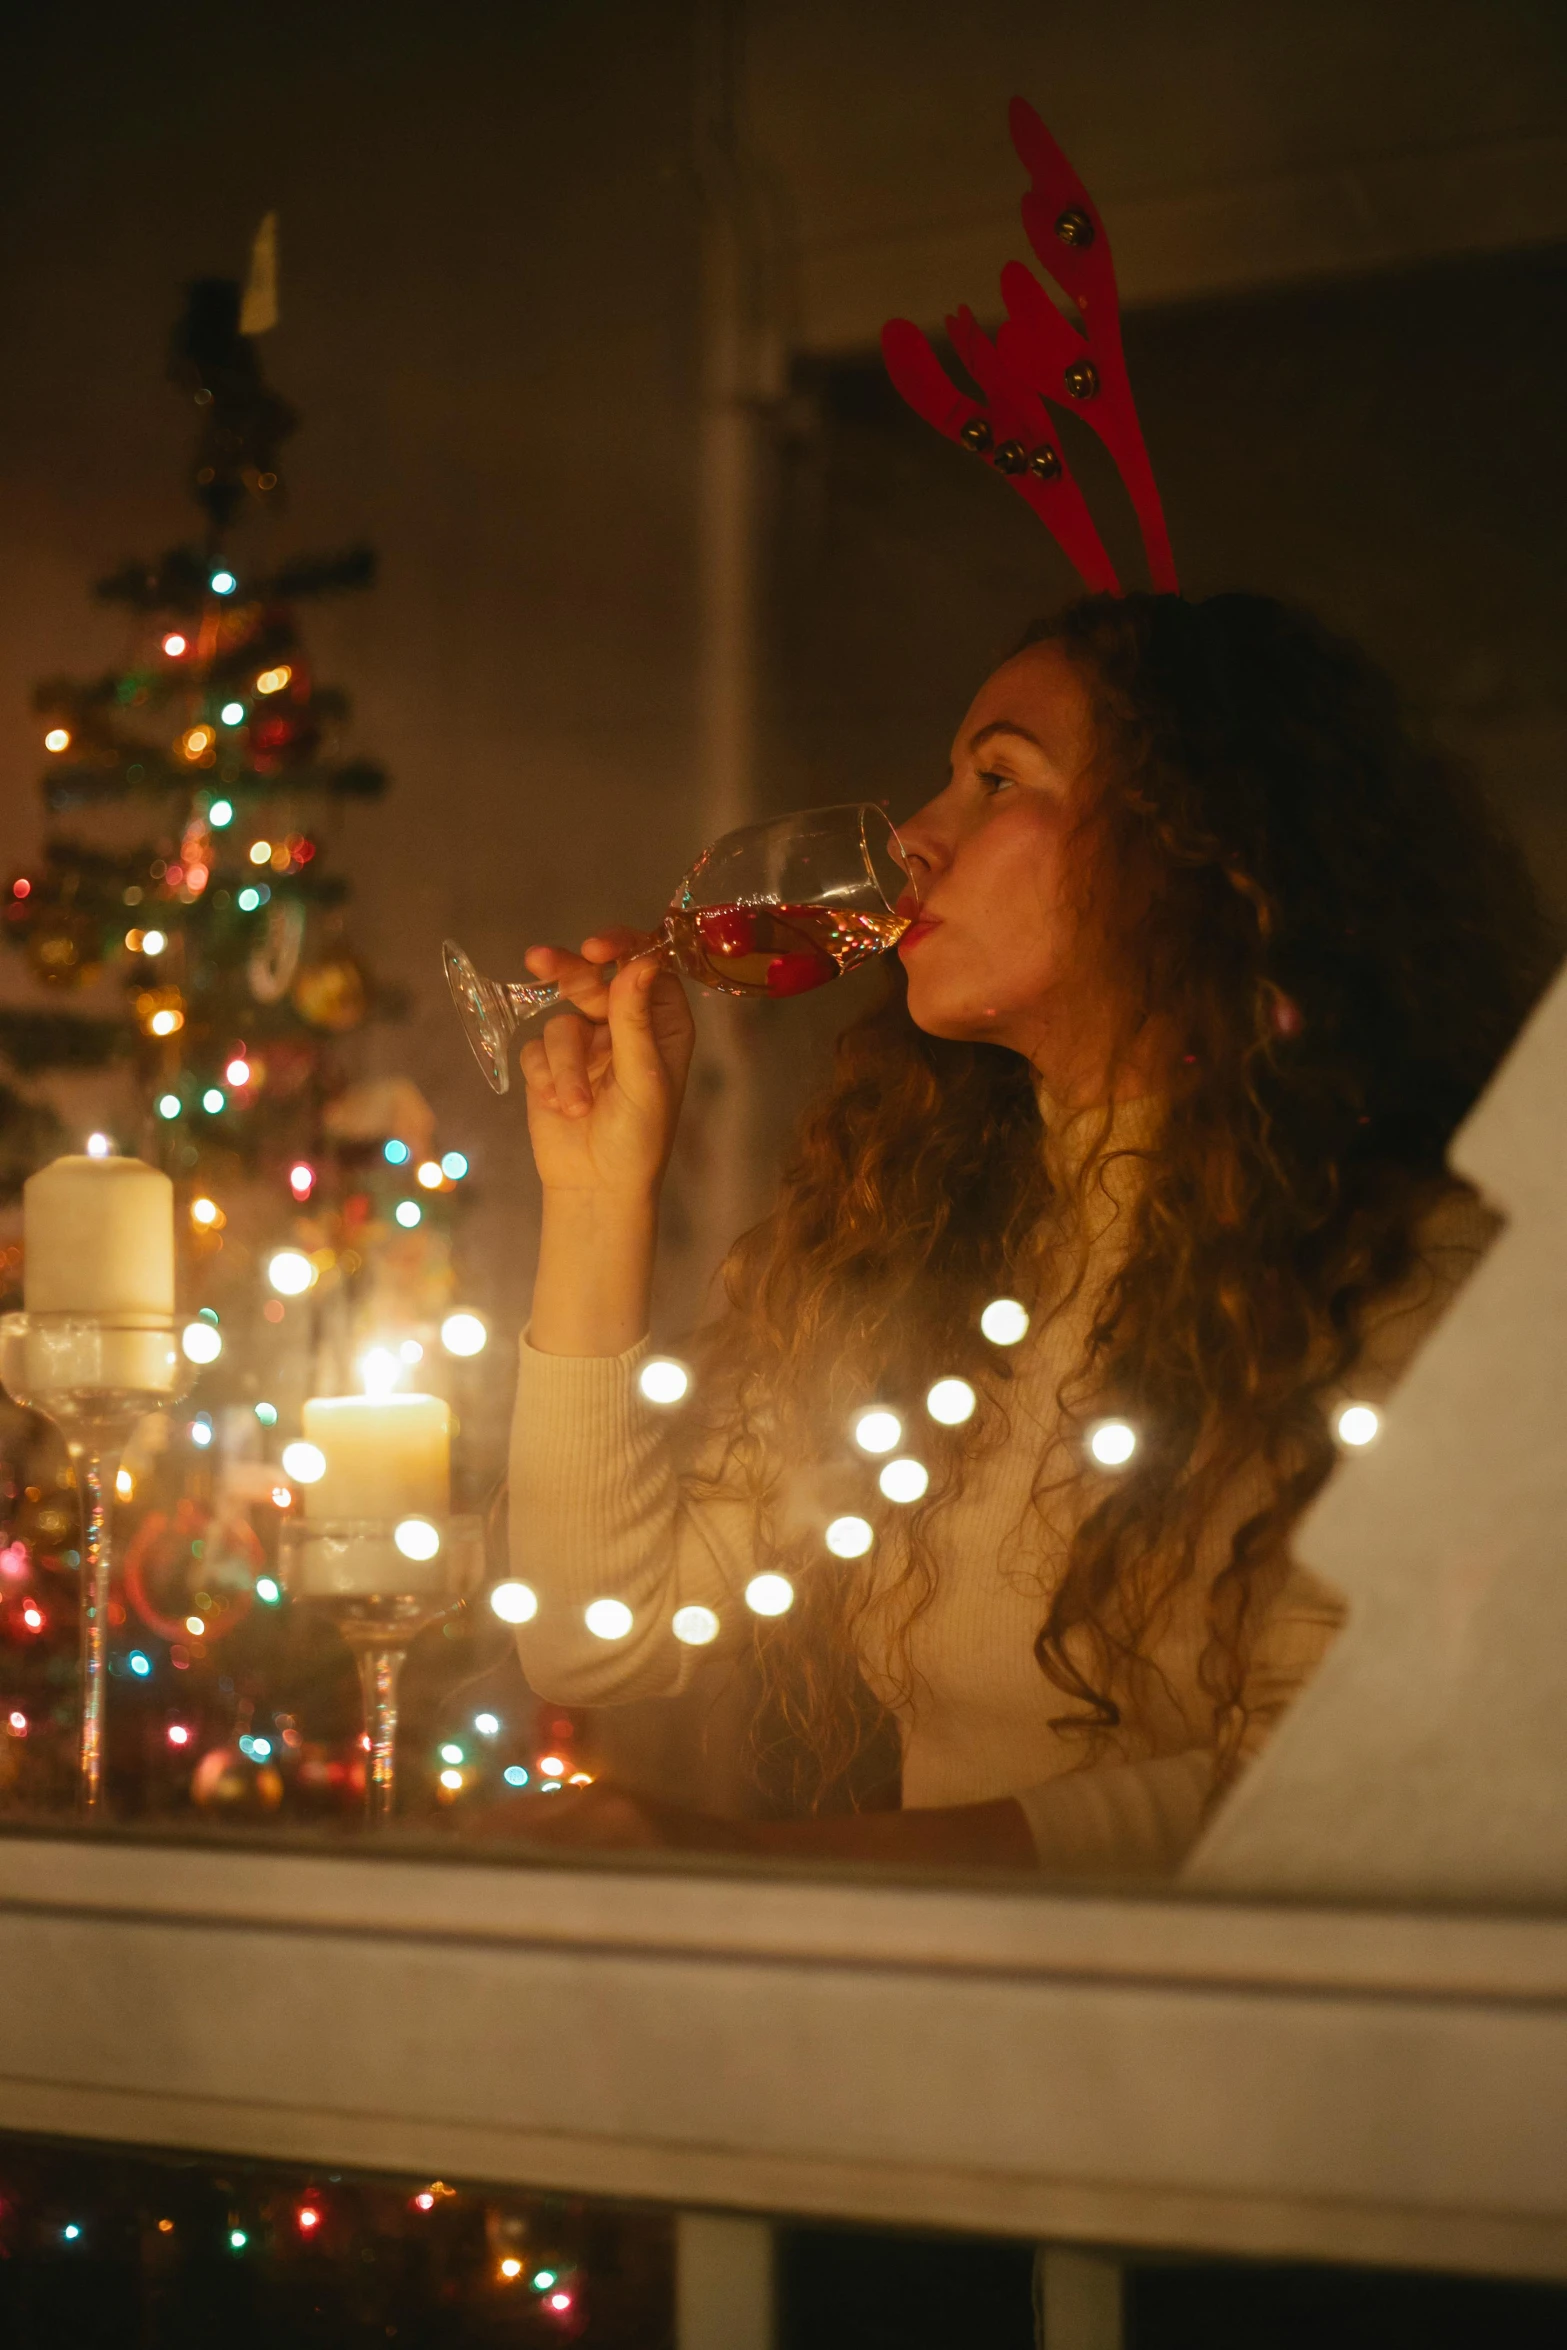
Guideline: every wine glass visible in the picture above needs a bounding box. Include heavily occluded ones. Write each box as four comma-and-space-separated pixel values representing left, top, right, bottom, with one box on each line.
444, 801, 913, 1095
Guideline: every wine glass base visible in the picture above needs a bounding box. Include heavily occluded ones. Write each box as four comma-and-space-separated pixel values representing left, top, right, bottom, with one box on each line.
443, 939, 512, 1096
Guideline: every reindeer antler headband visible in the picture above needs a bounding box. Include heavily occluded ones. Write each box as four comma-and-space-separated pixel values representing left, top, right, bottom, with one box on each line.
882, 98, 1177, 597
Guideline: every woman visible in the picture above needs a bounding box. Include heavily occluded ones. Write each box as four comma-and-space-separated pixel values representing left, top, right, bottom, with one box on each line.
500, 591, 1547, 1873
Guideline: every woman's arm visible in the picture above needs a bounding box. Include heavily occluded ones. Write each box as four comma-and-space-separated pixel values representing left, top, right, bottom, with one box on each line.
478, 1780, 1039, 1870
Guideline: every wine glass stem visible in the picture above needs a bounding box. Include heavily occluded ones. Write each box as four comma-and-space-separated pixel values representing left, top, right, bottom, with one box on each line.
501, 941, 665, 1025
355, 1642, 405, 1825
73, 1443, 113, 1815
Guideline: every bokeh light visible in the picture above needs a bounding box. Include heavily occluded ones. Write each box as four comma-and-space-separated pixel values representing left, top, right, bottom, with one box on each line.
852, 1407, 901, 1454
879, 1457, 929, 1504
637, 1356, 689, 1405
584, 1597, 633, 1640
980, 1298, 1030, 1346
672, 1604, 720, 1646
825, 1515, 874, 1559
744, 1572, 795, 1617
490, 1580, 538, 1625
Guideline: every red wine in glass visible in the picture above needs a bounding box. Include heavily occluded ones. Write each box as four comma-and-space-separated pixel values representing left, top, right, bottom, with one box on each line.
445, 803, 913, 1093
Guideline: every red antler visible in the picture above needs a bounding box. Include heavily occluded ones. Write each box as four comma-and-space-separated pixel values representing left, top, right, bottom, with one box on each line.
880, 97, 1178, 597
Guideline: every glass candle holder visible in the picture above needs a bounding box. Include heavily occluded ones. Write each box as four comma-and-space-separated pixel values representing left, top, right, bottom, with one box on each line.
277, 1515, 485, 1824
0, 1311, 187, 1812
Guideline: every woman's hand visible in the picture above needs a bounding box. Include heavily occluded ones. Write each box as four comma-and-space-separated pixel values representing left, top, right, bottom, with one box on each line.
520, 930, 696, 1357
469, 1779, 756, 1854
519, 928, 695, 1203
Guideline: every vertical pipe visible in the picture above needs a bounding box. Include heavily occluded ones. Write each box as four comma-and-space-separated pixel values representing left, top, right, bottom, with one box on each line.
1034, 2246, 1126, 2350
676, 2211, 776, 2350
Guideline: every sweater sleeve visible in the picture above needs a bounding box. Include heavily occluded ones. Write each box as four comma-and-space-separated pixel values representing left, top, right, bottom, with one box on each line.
1015, 1750, 1214, 1876
508, 1332, 756, 1705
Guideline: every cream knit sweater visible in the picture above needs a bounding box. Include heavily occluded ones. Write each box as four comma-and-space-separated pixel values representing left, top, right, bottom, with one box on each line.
509, 1101, 1493, 1875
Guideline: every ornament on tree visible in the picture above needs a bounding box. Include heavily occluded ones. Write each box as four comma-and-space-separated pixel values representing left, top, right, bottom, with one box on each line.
247, 898, 306, 1004
292, 947, 368, 1033
191, 1718, 285, 1816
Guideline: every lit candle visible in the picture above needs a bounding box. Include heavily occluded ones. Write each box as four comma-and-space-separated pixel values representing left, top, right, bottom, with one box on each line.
19, 1155, 179, 1394
300, 1393, 451, 1521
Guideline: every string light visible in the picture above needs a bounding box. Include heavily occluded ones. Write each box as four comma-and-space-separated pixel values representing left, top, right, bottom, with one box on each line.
879, 1457, 929, 1504
255, 1576, 281, 1604
62, 2224, 82, 2242
1335, 1402, 1380, 1448
237, 887, 264, 911
208, 797, 234, 827
181, 1321, 222, 1365
383, 1139, 410, 1164
128, 1652, 151, 1678
672, 1604, 720, 1646
394, 1518, 441, 1562
1088, 1419, 1137, 1468
162, 633, 187, 657
852, 1407, 901, 1454
225, 1057, 251, 1086
281, 1442, 325, 1485
8, 1710, 25, 1733
474, 1712, 500, 1736
190, 1418, 213, 1445
270, 1486, 292, 1509
584, 1597, 633, 1640
190, 1196, 220, 1226
115, 1466, 135, 1498
21, 1603, 43, 1632
538, 1755, 566, 1777
416, 1160, 444, 1189
925, 1377, 976, 1425
980, 1298, 1030, 1346
44, 728, 71, 753
744, 1572, 794, 1617
440, 1151, 469, 1180
499, 2257, 524, 2280
156, 1093, 182, 1120
503, 1765, 530, 1787
11, 878, 29, 898
201, 1088, 226, 1114
490, 1580, 538, 1625
248, 840, 272, 865
149, 1007, 184, 1037
637, 1356, 689, 1405
289, 1163, 315, 1199
219, 701, 245, 726
257, 664, 292, 693
439, 1742, 465, 1765
295, 2203, 321, 2234
439, 1767, 464, 1791
825, 1515, 874, 1558
210, 570, 237, 596
167, 1724, 191, 1746
394, 1200, 422, 1228
228, 2228, 248, 2251
268, 1250, 317, 1296
85, 1132, 112, 1158
181, 725, 215, 761
185, 1614, 206, 1637
254, 1401, 278, 1425
141, 928, 167, 955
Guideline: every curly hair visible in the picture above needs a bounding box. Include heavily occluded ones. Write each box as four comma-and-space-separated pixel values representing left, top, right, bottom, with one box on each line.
691, 592, 1553, 1812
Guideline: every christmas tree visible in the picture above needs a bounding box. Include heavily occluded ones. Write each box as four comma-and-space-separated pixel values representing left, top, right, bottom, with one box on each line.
0, 225, 500, 1815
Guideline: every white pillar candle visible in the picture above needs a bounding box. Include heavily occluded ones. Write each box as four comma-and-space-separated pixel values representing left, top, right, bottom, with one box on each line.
301, 1393, 451, 1522
24, 1156, 174, 1315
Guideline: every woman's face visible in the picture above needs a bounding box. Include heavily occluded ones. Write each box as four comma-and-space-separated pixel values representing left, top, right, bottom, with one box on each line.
896, 641, 1127, 1093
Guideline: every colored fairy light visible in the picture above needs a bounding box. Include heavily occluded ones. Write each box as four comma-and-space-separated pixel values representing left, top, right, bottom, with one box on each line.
256, 664, 291, 694
182, 725, 214, 760
228, 2228, 248, 2251
413, 2192, 436, 2213
11, 878, 30, 898
489, 1580, 539, 1625
637, 1357, 690, 1406
980, 1297, 1030, 1346
440, 1311, 487, 1358
225, 1057, 251, 1086
383, 1138, 410, 1164
439, 1741, 465, 1765
503, 1765, 530, 1787
268, 1249, 316, 1296
141, 928, 167, 955
440, 1151, 468, 1180
394, 1199, 422, 1228
128, 1651, 151, 1677
210, 569, 237, 596
271, 1485, 292, 1508
672, 1604, 720, 1646
289, 1163, 315, 1200
201, 1087, 226, 1114
255, 1576, 281, 1604
296, 2204, 321, 2233
8, 1710, 25, 1733
115, 1466, 134, 1498
190, 1196, 220, 1226
21, 1603, 43, 1632
474, 1712, 500, 1736
62, 2224, 81, 2242
852, 1407, 901, 1454
185, 1614, 206, 1637
248, 840, 272, 866
254, 1401, 278, 1425
919, 1387, 987, 1475
190, 1422, 213, 1449
825, 1515, 874, 1559
1088, 1419, 1137, 1468
500, 2257, 524, 2280
85, 1132, 112, 1159
44, 728, 71, 753
538, 1754, 566, 1777
416, 1159, 444, 1189
439, 1767, 464, 1791
219, 701, 245, 726
237, 887, 262, 911
156, 1093, 182, 1120
548, 2293, 572, 2313
533, 2269, 558, 2291
585, 1597, 633, 1640
879, 1456, 929, 1504
281, 1441, 326, 1485
162, 633, 187, 657
744, 1572, 795, 1617
181, 1321, 222, 1365
149, 1007, 184, 1037
394, 1517, 441, 1562
167, 1724, 191, 1746
208, 797, 234, 827
1336, 1402, 1380, 1448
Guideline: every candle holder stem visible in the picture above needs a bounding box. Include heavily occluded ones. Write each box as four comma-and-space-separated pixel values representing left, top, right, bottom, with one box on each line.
70, 1435, 117, 1814
348, 1633, 407, 1825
